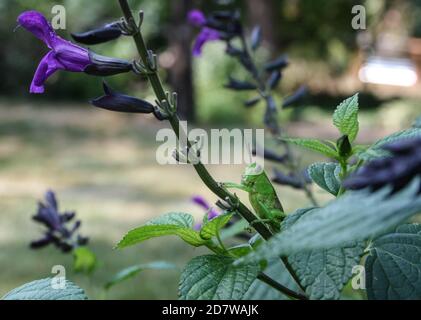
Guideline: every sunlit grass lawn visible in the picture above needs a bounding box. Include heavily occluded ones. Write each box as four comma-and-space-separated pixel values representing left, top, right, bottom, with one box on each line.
0, 101, 405, 299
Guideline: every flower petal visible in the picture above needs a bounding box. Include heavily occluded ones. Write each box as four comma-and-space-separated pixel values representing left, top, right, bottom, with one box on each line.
192, 28, 220, 56
51, 37, 91, 72
30, 51, 63, 94
188, 9, 206, 27
17, 10, 55, 48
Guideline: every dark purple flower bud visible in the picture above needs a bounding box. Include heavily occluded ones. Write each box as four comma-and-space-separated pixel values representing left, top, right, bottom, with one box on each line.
244, 96, 261, 108
265, 55, 289, 72
83, 51, 132, 76
91, 82, 155, 114
283, 86, 307, 108
225, 77, 257, 91
272, 169, 310, 189
60, 211, 76, 223
30, 190, 90, 254
264, 96, 280, 134
253, 148, 288, 163
267, 70, 282, 90
30, 234, 53, 249
18, 11, 131, 93
250, 26, 262, 51
71, 22, 122, 45
344, 137, 421, 194
45, 190, 58, 210
77, 235, 90, 246
225, 43, 243, 57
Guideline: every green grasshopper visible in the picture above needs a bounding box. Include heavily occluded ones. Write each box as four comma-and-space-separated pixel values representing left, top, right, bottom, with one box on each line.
222, 163, 285, 233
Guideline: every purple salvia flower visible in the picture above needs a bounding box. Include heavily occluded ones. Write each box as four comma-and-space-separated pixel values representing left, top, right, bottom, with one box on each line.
192, 196, 220, 230
188, 9, 221, 56
18, 11, 131, 94
18, 11, 91, 94
188, 9, 207, 27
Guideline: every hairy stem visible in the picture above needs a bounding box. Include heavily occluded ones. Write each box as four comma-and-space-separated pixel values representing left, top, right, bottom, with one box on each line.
118, 0, 306, 299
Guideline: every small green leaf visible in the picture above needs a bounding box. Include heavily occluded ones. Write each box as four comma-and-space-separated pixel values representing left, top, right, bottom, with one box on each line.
237, 178, 421, 264
2, 278, 87, 300
284, 209, 365, 300
228, 244, 253, 258
105, 261, 176, 290
333, 94, 359, 142
284, 138, 338, 159
308, 162, 341, 196
116, 212, 206, 249
73, 247, 97, 274
200, 213, 233, 240
366, 224, 421, 300
179, 255, 259, 300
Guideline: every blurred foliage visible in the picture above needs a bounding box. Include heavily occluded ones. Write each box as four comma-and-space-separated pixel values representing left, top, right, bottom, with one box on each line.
2, 0, 421, 123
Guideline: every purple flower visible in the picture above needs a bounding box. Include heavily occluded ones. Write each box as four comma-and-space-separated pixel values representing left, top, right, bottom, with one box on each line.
17, 11, 131, 94
192, 196, 220, 230
188, 10, 221, 56
188, 9, 207, 27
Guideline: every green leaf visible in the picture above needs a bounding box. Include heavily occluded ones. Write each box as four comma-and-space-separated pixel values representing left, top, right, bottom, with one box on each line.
359, 128, 421, 161
333, 94, 359, 142
73, 247, 97, 274
2, 278, 87, 300
283, 209, 365, 300
284, 138, 338, 159
228, 244, 253, 258
105, 261, 177, 290
200, 213, 233, 240
366, 225, 421, 300
116, 212, 206, 249
237, 178, 421, 264
179, 255, 259, 300
308, 163, 341, 196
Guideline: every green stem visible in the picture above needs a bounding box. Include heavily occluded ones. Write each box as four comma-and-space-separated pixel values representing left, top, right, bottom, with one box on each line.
257, 273, 308, 300
117, 0, 307, 299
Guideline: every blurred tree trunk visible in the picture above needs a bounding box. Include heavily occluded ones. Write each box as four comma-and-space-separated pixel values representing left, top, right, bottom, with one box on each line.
167, 0, 196, 122
246, 0, 279, 53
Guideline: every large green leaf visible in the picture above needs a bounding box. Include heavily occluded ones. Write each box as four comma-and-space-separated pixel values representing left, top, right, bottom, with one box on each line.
283, 138, 338, 159
308, 162, 341, 196
237, 178, 421, 264
283, 208, 365, 300
117, 212, 206, 249
365, 224, 421, 300
179, 255, 259, 300
333, 94, 359, 142
243, 259, 299, 300
105, 262, 177, 290
2, 278, 87, 300
200, 213, 233, 240
358, 128, 421, 161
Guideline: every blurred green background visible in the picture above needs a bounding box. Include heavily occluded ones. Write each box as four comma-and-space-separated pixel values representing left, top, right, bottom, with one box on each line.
1, 0, 421, 299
